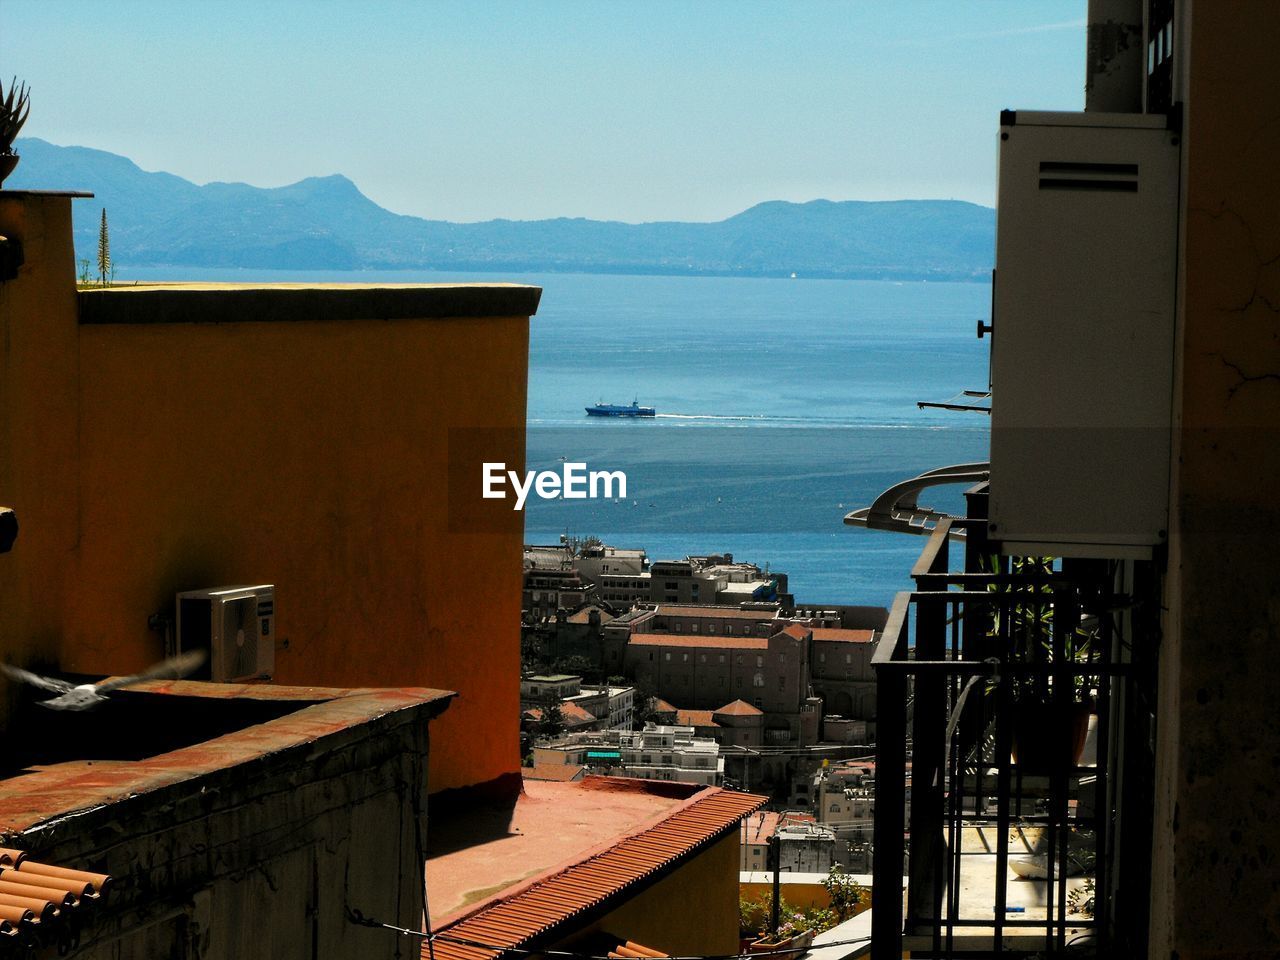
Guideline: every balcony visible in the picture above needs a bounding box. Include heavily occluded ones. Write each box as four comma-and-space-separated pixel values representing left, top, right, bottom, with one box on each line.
870, 485, 1159, 958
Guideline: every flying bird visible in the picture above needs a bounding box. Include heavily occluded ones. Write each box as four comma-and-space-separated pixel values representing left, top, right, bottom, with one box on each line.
1, 650, 208, 711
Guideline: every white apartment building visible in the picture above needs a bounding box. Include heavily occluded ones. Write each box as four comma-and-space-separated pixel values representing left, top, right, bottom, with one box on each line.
531, 723, 724, 786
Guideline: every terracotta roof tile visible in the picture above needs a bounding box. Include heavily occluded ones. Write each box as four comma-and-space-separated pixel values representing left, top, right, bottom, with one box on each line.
713, 700, 763, 717
428, 788, 766, 960
657, 606, 780, 621
649, 698, 678, 714
0, 850, 112, 938
778, 625, 811, 640
674, 709, 717, 728
811, 627, 875, 643
628, 633, 770, 650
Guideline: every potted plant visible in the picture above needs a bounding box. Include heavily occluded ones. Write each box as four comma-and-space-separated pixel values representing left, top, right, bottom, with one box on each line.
992, 556, 1097, 774
0, 77, 31, 187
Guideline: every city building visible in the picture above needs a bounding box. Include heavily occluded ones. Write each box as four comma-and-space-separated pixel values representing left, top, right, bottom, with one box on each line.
625, 624, 820, 744
738, 811, 840, 874
531, 724, 725, 786
520, 673, 586, 708
567, 683, 637, 730
523, 567, 597, 622
810, 626, 877, 736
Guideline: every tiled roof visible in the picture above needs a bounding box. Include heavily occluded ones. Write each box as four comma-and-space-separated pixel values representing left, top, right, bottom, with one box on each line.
523, 703, 597, 727
428, 788, 766, 960
742, 810, 781, 844
714, 700, 763, 717
0, 846, 112, 939
778, 624, 811, 640
674, 709, 717, 728
560, 703, 599, 725
657, 606, 779, 621
811, 628, 876, 643
649, 698, 678, 714
566, 606, 615, 625
628, 633, 770, 650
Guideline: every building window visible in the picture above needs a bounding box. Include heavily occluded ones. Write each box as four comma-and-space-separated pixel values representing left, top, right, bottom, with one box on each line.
779, 653, 786, 665
754, 697, 763, 708
778, 676, 786, 691
819, 652, 826, 663
719, 677, 726, 687
665, 652, 672, 661
682, 653, 689, 662
675, 623, 682, 633
845, 653, 852, 664
719, 654, 726, 664
753, 673, 764, 688
830, 803, 840, 813
756, 655, 764, 667
708, 624, 716, 634
700, 653, 707, 663
737, 677, 743, 689
737, 654, 744, 665
691, 623, 699, 633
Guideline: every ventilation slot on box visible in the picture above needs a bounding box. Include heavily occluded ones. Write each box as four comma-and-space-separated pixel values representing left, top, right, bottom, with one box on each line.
1038, 161, 1139, 192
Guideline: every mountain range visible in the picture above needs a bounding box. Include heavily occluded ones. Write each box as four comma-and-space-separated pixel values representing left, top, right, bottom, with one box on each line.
9, 137, 994, 280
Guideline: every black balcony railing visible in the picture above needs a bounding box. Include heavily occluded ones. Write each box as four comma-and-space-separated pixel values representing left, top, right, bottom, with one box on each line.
870, 485, 1157, 959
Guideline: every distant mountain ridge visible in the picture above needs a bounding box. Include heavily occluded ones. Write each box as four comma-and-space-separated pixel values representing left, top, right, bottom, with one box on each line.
9, 138, 995, 280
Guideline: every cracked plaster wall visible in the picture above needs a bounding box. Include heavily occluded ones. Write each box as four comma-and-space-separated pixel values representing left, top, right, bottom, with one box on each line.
1152, 3, 1280, 957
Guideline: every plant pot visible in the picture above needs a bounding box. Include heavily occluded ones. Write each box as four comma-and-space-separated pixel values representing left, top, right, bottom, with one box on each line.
749, 929, 815, 954
1010, 699, 1092, 774
0, 154, 17, 188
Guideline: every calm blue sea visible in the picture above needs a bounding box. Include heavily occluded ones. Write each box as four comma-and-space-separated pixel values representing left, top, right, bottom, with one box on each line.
122, 266, 991, 608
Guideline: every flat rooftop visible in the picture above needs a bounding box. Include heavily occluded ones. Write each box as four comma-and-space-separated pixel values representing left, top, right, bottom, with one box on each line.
78, 282, 542, 325
426, 777, 698, 924
0, 679, 453, 833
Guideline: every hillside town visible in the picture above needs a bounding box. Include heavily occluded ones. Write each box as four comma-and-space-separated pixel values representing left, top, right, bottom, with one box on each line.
519, 538, 886, 872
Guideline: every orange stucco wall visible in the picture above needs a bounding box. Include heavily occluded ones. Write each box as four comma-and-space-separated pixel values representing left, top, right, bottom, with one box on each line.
0, 194, 534, 793
560, 832, 742, 957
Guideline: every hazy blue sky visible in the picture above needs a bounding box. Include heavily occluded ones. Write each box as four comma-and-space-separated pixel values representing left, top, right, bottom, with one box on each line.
4, 1, 1085, 222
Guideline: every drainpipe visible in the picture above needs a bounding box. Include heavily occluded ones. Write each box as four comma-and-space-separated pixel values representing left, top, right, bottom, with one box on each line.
1086, 0, 1144, 112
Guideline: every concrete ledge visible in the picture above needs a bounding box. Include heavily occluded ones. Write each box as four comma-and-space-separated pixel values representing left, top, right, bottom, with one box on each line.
78, 282, 543, 325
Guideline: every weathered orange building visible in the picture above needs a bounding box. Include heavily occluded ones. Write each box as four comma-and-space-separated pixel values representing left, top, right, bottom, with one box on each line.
0, 190, 539, 795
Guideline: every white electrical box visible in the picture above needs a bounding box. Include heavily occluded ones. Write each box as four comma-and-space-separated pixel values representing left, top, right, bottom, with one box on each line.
176, 585, 275, 682
988, 111, 1180, 558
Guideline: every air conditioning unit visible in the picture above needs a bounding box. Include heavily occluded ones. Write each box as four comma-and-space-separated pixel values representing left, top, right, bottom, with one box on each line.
176, 585, 275, 682
988, 111, 1180, 558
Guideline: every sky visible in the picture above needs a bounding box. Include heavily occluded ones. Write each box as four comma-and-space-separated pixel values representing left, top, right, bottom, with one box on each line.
2, 1, 1085, 223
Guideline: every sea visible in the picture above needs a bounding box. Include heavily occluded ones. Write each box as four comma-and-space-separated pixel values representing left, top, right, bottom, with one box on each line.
121, 267, 992, 610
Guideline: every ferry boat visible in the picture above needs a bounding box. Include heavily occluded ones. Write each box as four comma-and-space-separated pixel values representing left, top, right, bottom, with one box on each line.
585, 400, 656, 418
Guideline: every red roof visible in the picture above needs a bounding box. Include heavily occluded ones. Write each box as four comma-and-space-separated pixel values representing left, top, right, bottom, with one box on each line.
650, 698, 678, 714
811, 627, 875, 643
742, 810, 780, 843
674, 709, 717, 728
713, 699, 763, 717
778, 625, 811, 641
428, 787, 766, 960
628, 633, 769, 650
657, 606, 779, 621
523, 703, 597, 727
